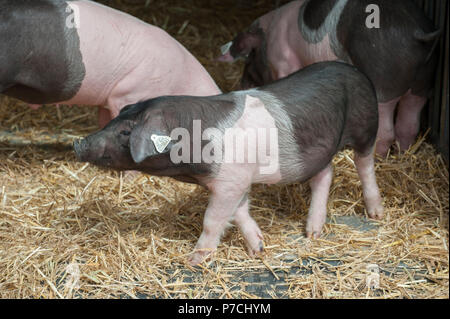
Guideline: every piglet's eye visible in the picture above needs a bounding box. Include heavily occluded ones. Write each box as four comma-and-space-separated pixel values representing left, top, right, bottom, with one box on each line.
120, 130, 131, 136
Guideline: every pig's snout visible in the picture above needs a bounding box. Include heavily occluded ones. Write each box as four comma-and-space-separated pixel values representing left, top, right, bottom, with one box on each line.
73, 135, 118, 168
216, 51, 234, 63
74, 137, 105, 163
73, 138, 89, 162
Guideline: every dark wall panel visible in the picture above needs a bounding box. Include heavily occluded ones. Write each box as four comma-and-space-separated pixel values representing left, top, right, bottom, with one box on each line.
415, 0, 449, 162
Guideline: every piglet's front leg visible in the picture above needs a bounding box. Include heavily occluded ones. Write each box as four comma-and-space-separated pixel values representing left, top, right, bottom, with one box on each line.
188, 185, 248, 266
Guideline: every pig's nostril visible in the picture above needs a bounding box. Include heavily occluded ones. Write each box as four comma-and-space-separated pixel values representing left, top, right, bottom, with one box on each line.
120, 130, 131, 136
73, 140, 80, 151
73, 138, 83, 146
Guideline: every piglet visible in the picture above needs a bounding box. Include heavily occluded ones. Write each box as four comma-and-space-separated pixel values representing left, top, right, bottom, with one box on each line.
0, 0, 220, 127
74, 61, 383, 265
218, 0, 441, 157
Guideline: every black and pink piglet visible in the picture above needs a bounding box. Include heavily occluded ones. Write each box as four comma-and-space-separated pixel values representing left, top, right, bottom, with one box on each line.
74, 61, 383, 265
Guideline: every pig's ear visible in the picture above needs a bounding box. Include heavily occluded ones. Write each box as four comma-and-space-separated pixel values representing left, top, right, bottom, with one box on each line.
217, 41, 236, 62
233, 28, 264, 58
129, 124, 172, 163
129, 125, 151, 163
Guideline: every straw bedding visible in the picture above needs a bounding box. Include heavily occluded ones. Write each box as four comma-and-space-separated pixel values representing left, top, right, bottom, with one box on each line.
0, 0, 448, 299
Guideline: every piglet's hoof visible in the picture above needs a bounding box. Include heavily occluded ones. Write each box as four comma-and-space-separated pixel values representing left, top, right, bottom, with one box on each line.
242, 227, 264, 258
368, 204, 384, 220
187, 249, 214, 266
306, 230, 322, 240
306, 222, 324, 239
247, 240, 264, 258
306, 215, 326, 239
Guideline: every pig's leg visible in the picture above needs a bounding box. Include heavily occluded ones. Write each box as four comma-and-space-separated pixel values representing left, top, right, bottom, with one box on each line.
375, 98, 401, 157
354, 150, 384, 219
189, 185, 248, 265
306, 164, 333, 239
98, 106, 113, 129
232, 194, 264, 257
394, 91, 427, 151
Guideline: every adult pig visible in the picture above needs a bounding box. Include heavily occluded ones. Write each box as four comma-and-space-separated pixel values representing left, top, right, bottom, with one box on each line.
74, 61, 384, 265
218, 0, 441, 156
0, 0, 220, 128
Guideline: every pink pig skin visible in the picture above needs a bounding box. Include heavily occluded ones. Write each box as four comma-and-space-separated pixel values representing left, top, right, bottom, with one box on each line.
63, 1, 221, 126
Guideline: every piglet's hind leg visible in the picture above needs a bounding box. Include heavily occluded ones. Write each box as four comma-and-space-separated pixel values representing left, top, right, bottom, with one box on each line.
354, 150, 384, 219
306, 164, 333, 239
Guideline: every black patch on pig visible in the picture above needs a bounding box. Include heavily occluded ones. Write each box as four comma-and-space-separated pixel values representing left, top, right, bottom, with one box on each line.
336, 0, 440, 102
302, 0, 338, 30
0, 0, 85, 104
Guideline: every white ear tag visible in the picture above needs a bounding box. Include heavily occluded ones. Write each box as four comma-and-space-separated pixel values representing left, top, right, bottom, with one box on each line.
220, 41, 233, 55
151, 134, 172, 153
